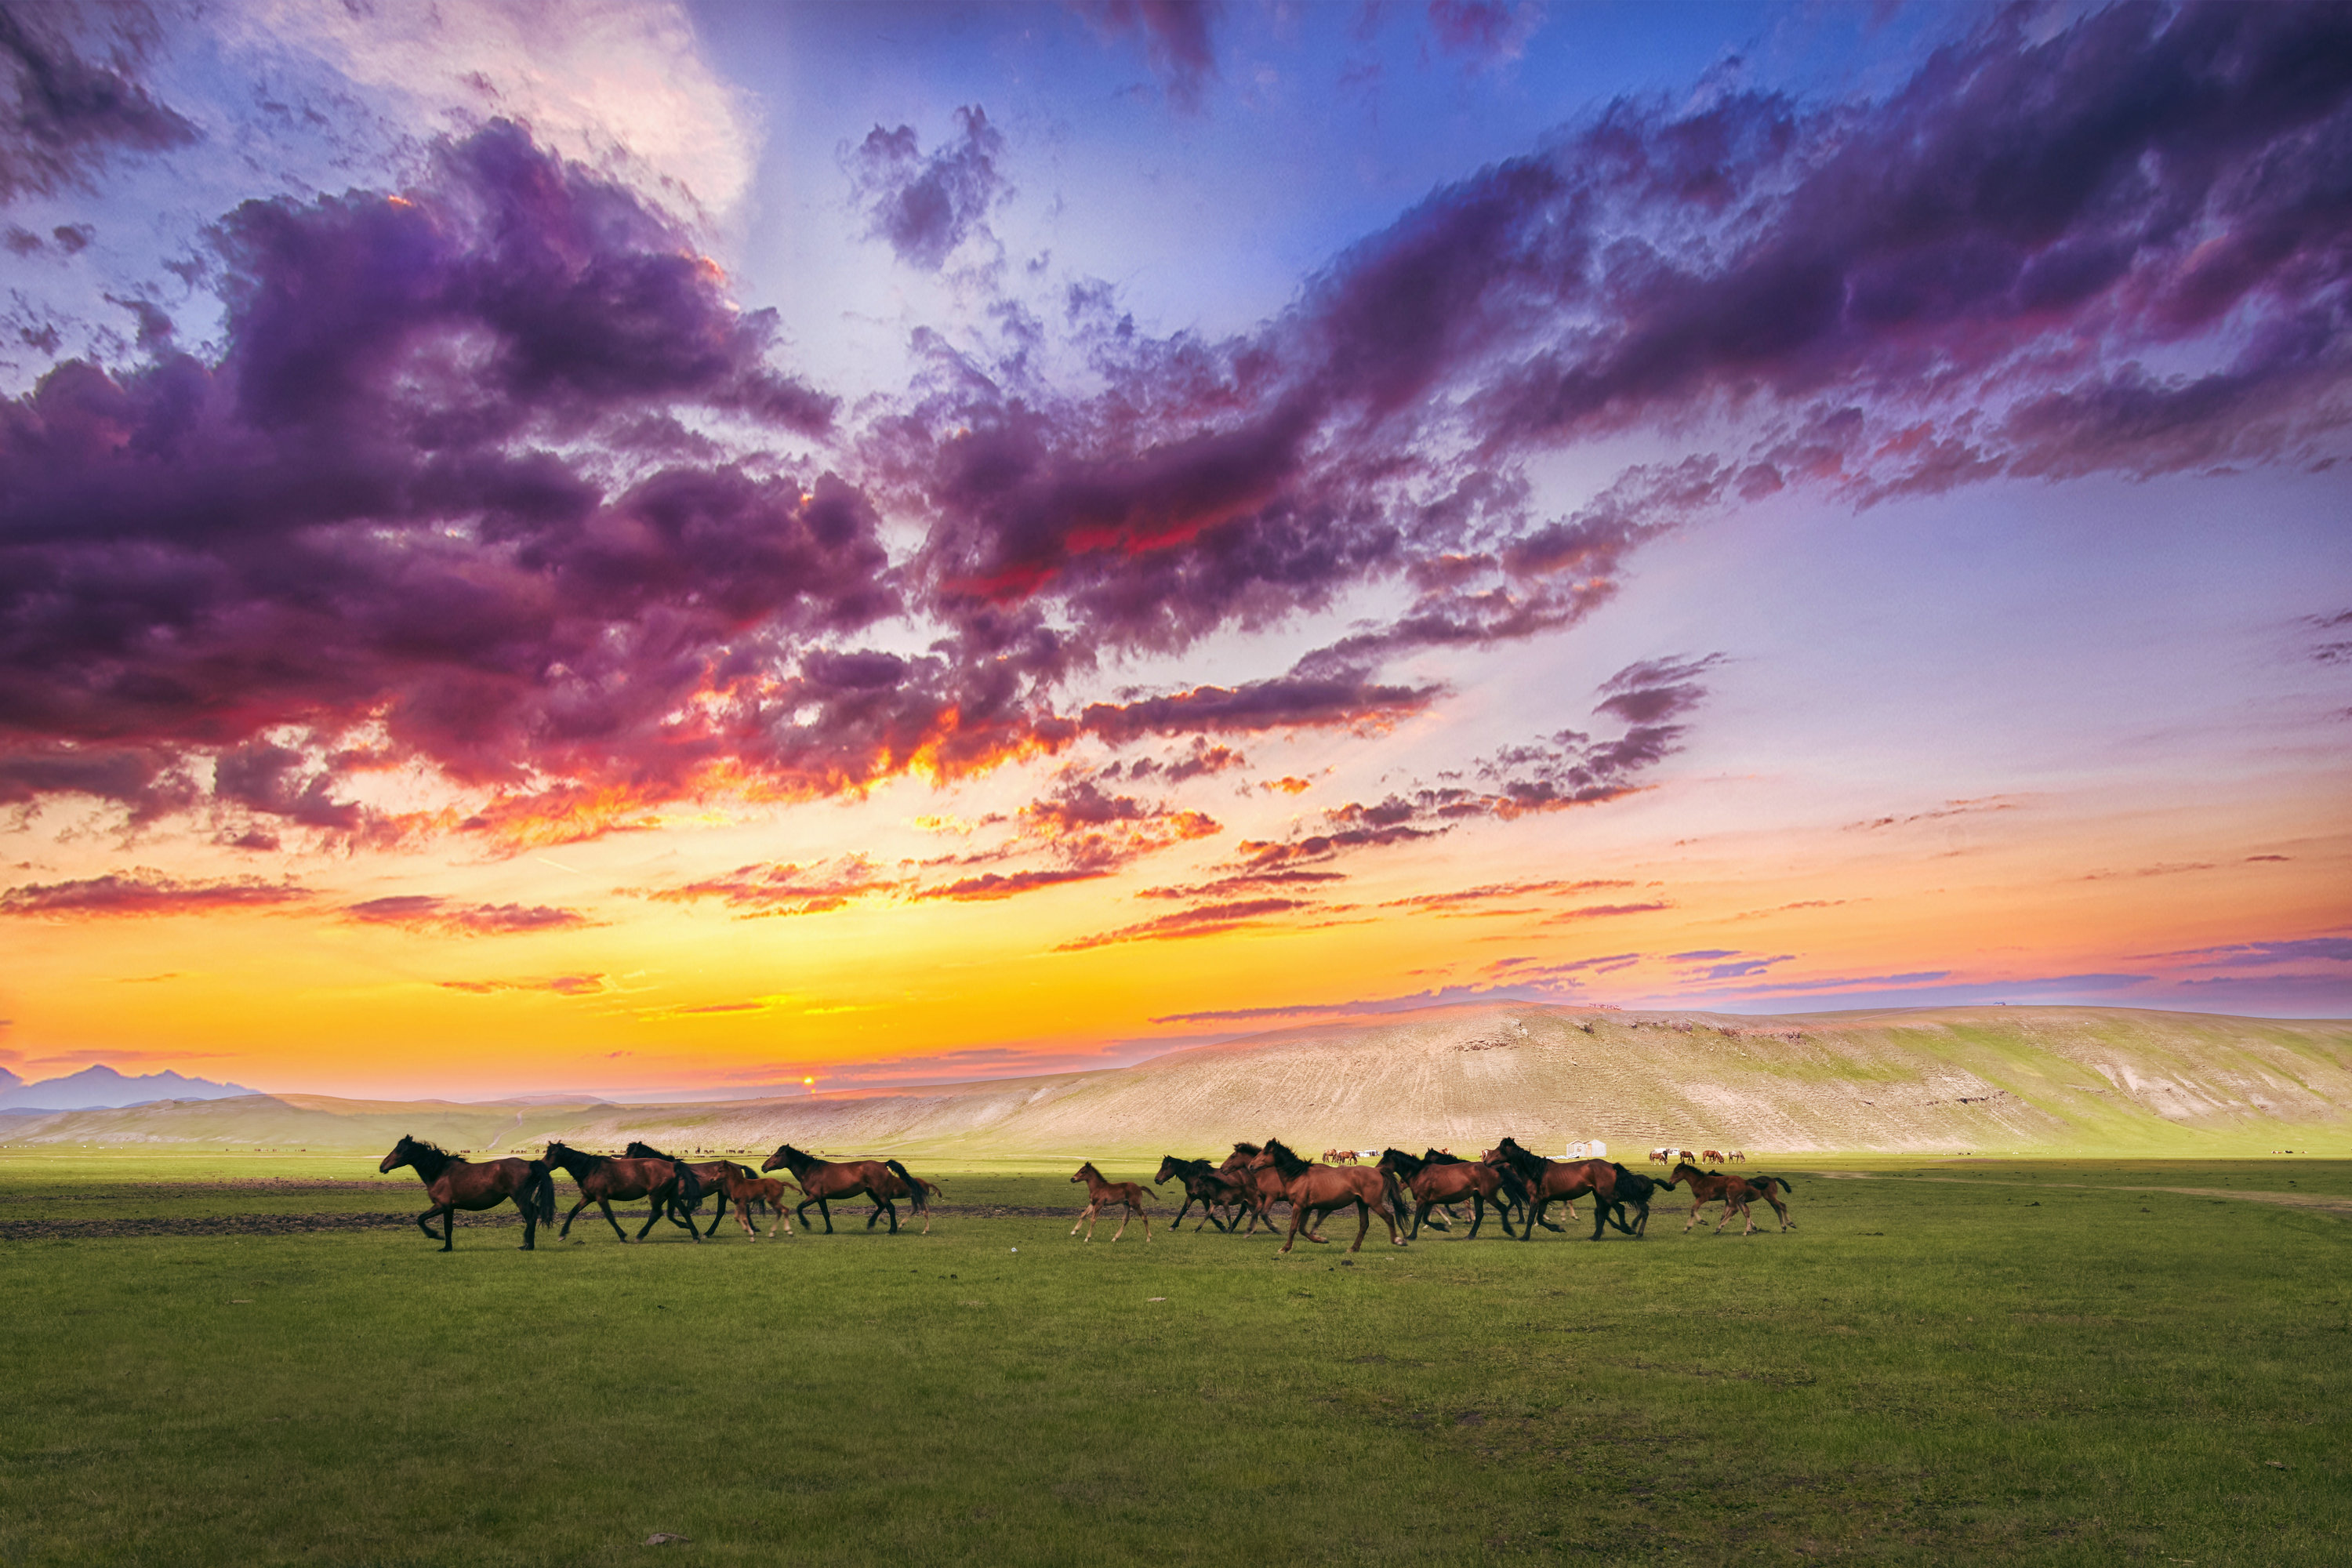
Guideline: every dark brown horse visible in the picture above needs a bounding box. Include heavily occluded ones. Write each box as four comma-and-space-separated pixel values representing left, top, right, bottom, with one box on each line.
1152, 1156, 1249, 1232
625, 1142, 751, 1237
1220, 1142, 1322, 1240
1071, 1162, 1153, 1242
1375, 1148, 1519, 1240
760, 1145, 929, 1235
379, 1135, 554, 1251
543, 1142, 705, 1243
1671, 1163, 1795, 1233
1246, 1138, 1408, 1254
1491, 1137, 1629, 1241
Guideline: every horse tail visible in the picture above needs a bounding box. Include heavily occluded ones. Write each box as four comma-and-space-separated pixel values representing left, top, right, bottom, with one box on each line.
526, 1161, 556, 1225
886, 1160, 927, 1212
1755, 1175, 1791, 1194
1381, 1166, 1409, 1218
673, 1160, 702, 1207
1496, 1164, 1530, 1207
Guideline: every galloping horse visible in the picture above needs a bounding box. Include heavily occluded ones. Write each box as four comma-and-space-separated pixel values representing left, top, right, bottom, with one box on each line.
1599, 1163, 1668, 1237
1070, 1162, 1153, 1242
1153, 1156, 1249, 1232
866, 1161, 937, 1235
1246, 1138, 1408, 1254
626, 1142, 751, 1237
379, 1135, 554, 1251
1669, 1163, 1794, 1234
1221, 1142, 1316, 1240
701, 1164, 795, 1238
543, 1142, 705, 1243
760, 1145, 929, 1235
1376, 1148, 1519, 1240
1490, 1137, 1630, 1241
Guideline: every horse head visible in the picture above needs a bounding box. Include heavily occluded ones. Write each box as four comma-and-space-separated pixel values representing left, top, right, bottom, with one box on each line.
763, 1143, 815, 1177
1152, 1155, 1189, 1185
1376, 1147, 1421, 1178
1072, 1161, 1099, 1185
378, 1134, 421, 1174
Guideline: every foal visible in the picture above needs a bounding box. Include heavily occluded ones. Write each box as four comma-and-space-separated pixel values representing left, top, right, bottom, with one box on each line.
1070, 1162, 1152, 1242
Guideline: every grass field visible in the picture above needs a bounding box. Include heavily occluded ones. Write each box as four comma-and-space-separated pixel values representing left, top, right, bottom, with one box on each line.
2, 1153, 2347, 1566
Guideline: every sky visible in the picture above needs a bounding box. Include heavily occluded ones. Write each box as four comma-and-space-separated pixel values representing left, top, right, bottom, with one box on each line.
1, 0, 2347, 1101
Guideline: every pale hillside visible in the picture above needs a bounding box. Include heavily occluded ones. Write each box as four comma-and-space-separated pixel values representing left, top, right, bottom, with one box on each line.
5, 1005, 2347, 1159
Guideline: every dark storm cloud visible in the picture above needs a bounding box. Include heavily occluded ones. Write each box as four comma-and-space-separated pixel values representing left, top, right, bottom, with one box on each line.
0, 1, 197, 203
0, 868, 310, 917
848, 106, 1011, 272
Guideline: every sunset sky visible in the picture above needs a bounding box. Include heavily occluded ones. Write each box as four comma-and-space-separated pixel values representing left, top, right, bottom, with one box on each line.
2, 0, 2347, 1101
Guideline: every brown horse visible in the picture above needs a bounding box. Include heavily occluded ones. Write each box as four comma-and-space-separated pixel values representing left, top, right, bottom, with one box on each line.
1221, 1142, 1319, 1240
543, 1142, 705, 1242
626, 1142, 753, 1237
760, 1144, 929, 1235
379, 1135, 555, 1252
1247, 1138, 1407, 1254
1375, 1148, 1520, 1240
1153, 1156, 1250, 1232
1490, 1137, 1628, 1241
867, 1163, 937, 1236
702, 1163, 796, 1238
1070, 1162, 1153, 1242
1671, 1163, 1794, 1233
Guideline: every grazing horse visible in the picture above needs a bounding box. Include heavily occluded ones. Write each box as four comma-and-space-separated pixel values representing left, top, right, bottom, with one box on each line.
1702, 1148, 1725, 1163
1321, 1148, 1361, 1166
379, 1135, 555, 1252
1153, 1156, 1248, 1232
626, 1142, 750, 1237
1727, 1149, 1748, 1163
1490, 1138, 1629, 1241
1376, 1148, 1519, 1240
1070, 1162, 1153, 1242
1650, 1148, 1674, 1166
543, 1142, 704, 1243
760, 1145, 929, 1235
1246, 1138, 1407, 1254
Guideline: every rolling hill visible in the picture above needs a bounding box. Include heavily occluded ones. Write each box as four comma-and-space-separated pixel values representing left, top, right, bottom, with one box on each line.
2, 1004, 2347, 1160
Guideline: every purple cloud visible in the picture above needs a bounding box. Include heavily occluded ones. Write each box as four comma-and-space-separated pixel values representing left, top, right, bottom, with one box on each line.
1074, 0, 1222, 110
0, 869, 310, 917
342, 897, 597, 936
0, 2, 197, 202
848, 106, 1011, 271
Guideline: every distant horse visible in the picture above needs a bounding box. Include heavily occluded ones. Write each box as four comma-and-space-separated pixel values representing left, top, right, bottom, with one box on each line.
543, 1142, 704, 1243
1246, 1138, 1408, 1254
1727, 1150, 1748, 1163
1153, 1156, 1248, 1232
1702, 1149, 1725, 1163
1070, 1162, 1153, 1242
760, 1145, 929, 1235
1377, 1148, 1519, 1240
1490, 1138, 1629, 1242
1650, 1148, 1674, 1166
626, 1142, 750, 1237
379, 1134, 554, 1252
1321, 1148, 1360, 1166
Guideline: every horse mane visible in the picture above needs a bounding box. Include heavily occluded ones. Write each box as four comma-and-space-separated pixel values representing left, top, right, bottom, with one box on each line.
1258, 1138, 1310, 1178
624, 1140, 675, 1160
1421, 1149, 1467, 1164
401, 1134, 452, 1161
1230, 1141, 1261, 1156
1380, 1147, 1423, 1176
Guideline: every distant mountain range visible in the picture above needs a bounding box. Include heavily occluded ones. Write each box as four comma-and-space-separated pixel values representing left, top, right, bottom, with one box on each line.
0, 1063, 258, 1111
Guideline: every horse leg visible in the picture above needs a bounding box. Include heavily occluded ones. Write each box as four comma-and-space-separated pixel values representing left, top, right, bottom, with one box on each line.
1110, 1204, 1130, 1243
513, 1192, 536, 1251
432, 1205, 455, 1251
703, 1194, 728, 1239
1465, 1194, 1483, 1240
1074, 1201, 1094, 1240
1408, 1200, 1427, 1240
601, 1198, 632, 1242
415, 1207, 443, 1243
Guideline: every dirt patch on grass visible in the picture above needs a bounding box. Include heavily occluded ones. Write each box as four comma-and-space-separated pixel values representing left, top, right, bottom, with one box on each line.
0, 1204, 1079, 1240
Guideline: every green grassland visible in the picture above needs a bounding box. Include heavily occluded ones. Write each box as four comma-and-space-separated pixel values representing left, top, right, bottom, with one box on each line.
2, 1155, 2347, 1567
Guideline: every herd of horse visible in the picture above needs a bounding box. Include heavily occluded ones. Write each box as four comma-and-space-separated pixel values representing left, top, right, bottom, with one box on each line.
377, 1133, 1794, 1254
